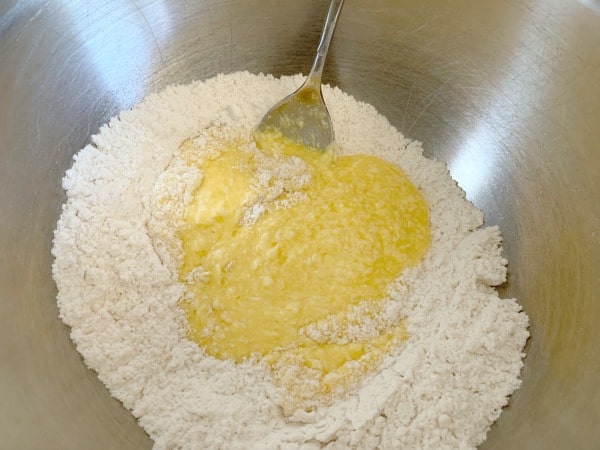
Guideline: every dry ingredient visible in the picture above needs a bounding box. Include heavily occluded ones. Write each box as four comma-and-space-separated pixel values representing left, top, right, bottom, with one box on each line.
52, 72, 529, 449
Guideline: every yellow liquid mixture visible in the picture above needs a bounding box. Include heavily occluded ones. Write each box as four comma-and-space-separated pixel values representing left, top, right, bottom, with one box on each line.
177, 130, 430, 409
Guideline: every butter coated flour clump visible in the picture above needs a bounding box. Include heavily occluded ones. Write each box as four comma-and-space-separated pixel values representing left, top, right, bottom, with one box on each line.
52, 72, 529, 449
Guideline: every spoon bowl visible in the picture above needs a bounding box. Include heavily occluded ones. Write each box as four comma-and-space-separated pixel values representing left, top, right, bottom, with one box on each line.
257, 83, 333, 150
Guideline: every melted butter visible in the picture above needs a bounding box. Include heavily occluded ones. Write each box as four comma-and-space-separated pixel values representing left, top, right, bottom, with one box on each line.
178, 130, 430, 407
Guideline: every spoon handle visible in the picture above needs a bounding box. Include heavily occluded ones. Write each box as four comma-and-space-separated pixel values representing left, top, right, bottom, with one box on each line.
306, 0, 345, 89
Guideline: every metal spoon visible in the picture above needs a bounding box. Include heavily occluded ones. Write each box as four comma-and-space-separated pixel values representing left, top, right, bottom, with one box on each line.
257, 0, 345, 150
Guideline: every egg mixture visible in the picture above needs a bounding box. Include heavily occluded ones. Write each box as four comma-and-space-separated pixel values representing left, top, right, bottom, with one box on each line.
176, 129, 430, 408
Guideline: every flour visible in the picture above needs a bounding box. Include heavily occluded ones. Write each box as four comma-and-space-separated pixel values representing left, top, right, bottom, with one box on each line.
52, 72, 529, 449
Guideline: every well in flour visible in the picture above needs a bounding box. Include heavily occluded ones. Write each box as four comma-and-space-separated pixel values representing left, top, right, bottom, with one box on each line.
52, 71, 529, 449
152, 124, 430, 413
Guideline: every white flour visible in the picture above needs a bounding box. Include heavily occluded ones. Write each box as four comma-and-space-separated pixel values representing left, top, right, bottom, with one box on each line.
52, 72, 529, 449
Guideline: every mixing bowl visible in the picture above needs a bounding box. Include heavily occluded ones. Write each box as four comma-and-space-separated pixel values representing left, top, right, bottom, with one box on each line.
1, 0, 598, 448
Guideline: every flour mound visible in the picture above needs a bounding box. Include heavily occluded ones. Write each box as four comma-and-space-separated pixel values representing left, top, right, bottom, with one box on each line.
52, 72, 529, 449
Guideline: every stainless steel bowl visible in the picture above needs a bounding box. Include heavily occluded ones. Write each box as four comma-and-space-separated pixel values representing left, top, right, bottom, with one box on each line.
1, 1, 598, 448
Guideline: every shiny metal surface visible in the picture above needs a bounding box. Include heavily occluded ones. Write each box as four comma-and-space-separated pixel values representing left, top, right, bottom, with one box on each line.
1, 0, 598, 448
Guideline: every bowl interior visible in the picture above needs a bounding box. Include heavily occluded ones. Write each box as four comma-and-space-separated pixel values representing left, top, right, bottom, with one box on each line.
1, 0, 599, 448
